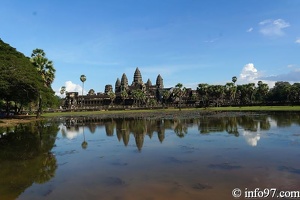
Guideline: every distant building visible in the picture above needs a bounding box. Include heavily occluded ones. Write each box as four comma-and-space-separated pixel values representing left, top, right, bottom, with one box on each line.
63, 67, 195, 109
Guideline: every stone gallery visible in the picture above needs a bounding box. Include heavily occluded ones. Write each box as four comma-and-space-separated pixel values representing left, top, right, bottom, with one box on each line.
63, 68, 196, 109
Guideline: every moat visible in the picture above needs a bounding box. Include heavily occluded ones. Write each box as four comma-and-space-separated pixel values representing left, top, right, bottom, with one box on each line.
1, 112, 300, 200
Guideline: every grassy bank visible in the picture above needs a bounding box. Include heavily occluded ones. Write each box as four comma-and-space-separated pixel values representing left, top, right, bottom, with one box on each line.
41, 106, 300, 118
1, 106, 300, 127
203, 106, 300, 111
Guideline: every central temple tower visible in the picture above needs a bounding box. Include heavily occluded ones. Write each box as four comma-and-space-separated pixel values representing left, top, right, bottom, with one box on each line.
132, 67, 143, 86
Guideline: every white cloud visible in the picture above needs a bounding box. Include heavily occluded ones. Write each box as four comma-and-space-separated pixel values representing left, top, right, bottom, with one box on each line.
242, 130, 260, 147
55, 81, 86, 97
259, 19, 290, 37
240, 63, 259, 81
239, 63, 275, 87
239, 63, 300, 88
260, 69, 300, 82
296, 38, 300, 44
247, 27, 253, 32
203, 38, 219, 43
59, 124, 83, 139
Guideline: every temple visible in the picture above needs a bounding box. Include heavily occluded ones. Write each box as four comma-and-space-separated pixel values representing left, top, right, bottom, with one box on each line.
63, 67, 196, 109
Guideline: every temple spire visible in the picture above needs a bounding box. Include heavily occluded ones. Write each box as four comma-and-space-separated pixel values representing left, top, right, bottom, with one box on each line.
115, 78, 121, 93
132, 67, 143, 85
156, 74, 163, 89
121, 73, 128, 91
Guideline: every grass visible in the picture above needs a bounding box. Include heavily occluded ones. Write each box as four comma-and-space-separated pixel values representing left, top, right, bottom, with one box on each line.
1, 106, 299, 127
203, 106, 300, 111
41, 106, 300, 118
41, 108, 188, 118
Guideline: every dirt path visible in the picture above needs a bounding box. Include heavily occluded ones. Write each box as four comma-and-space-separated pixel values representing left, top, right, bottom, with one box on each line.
0, 116, 42, 127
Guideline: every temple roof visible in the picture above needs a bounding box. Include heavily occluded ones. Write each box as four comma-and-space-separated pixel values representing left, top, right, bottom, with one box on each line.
115, 78, 121, 86
133, 67, 143, 85
146, 78, 152, 87
156, 74, 163, 88
121, 73, 128, 87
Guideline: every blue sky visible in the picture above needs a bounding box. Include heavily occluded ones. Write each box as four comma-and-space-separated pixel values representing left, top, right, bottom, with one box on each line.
1, 0, 300, 95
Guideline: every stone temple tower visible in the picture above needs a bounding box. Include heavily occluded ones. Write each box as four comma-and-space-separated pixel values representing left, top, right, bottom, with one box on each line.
121, 73, 129, 91
115, 78, 121, 93
132, 67, 143, 86
156, 74, 164, 89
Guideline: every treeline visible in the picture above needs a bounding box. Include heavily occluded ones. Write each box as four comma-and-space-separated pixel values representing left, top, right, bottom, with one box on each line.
195, 79, 300, 107
0, 39, 58, 117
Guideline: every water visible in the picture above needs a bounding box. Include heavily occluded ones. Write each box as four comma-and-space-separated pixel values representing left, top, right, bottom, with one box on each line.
1, 112, 300, 200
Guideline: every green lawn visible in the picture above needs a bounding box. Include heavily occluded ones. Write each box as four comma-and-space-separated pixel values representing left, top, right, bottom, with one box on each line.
204, 106, 300, 111
41, 106, 300, 118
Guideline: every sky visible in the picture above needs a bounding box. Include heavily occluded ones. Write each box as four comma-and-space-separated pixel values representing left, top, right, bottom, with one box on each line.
1, 0, 300, 95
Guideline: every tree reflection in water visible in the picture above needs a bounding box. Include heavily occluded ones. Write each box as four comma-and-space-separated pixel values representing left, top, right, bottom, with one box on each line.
1, 112, 299, 199
60, 112, 300, 150
0, 121, 59, 199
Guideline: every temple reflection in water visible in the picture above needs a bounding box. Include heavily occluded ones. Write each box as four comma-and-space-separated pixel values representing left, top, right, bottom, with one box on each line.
60, 112, 300, 150
1, 112, 300, 200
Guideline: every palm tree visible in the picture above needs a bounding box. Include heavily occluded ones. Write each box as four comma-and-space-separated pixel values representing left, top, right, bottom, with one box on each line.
174, 119, 188, 138
232, 76, 237, 104
121, 90, 128, 107
225, 82, 236, 106
197, 83, 209, 107
175, 83, 185, 111
31, 49, 56, 87
60, 86, 66, 95
30, 49, 56, 118
232, 76, 237, 85
81, 127, 88, 150
162, 90, 170, 108
80, 75, 86, 108
132, 89, 145, 107
108, 91, 116, 107
256, 81, 269, 104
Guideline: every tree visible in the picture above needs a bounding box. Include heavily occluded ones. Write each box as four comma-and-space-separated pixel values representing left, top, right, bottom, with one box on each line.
121, 90, 128, 107
108, 91, 116, 107
232, 76, 237, 85
174, 119, 188, 138
30, 49, 56, 118
290, 83, 300, 104
60, 86, 66, 95
225, 82, 235, 105
0, 39, 42, 116
255, 81, 269, 104
31, 49, 56, 87
132, 89, 145, 107
197, 83, 209, 107
174, 83, 185, 111
205, 85, 225, 107
162, 90, 170, 106
80, 75, 86, 107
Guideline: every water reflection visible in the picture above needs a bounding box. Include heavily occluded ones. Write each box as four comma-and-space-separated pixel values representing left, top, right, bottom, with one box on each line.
1, 112, 300, 200
59, 112, 300, 150
0, 121, 59, 199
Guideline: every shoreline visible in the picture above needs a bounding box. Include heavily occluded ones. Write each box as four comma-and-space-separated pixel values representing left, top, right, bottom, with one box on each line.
1, 106, 300, 127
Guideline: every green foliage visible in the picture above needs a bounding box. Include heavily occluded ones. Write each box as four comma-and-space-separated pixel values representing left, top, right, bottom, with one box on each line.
0, 39, 43, 114
30, 49, 56, 87
30, 48, 56, 116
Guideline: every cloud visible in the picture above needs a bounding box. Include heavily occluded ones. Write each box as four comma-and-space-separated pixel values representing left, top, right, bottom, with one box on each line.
296, 38, 300, 44
240, 63, 259, 81
239, 63, 300, 88
56, 81, 86, 97
260, 68, 300, 82
203, 38, 219, 43
239, 63, 275, 87
59, 124, 83, 139
259, 19, 290, 37
242, 130, 260, 147
246, 27, 253, 32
